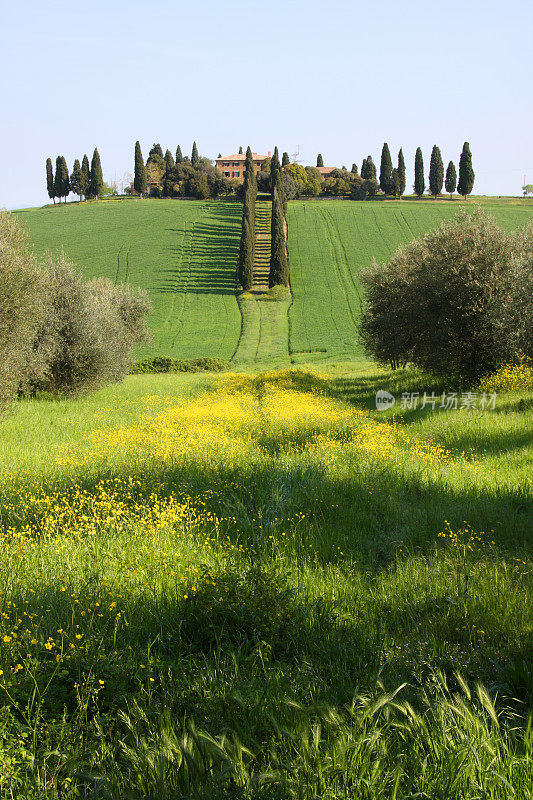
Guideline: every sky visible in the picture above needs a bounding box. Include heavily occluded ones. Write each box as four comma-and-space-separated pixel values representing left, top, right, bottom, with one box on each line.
1, 0, 532, 209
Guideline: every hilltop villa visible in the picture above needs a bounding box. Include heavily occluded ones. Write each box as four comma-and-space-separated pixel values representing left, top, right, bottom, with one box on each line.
214, 152, 271, 184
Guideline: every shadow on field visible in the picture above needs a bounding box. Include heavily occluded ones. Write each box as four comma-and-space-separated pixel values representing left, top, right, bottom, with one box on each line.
156, 202, 241, 296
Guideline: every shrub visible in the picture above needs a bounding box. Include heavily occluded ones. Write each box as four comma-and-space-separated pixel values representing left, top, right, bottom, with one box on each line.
36, 257, 150, 395
0, 211, 47, 408
131, 357, 229, 374
359, 210, 531, 381
478, 362, 533, 393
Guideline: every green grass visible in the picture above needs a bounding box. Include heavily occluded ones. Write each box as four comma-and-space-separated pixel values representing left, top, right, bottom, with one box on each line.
16, 198, 243, 360
0, 363, 531, 797
16, 197, 533, 369
287, 198, 533, 363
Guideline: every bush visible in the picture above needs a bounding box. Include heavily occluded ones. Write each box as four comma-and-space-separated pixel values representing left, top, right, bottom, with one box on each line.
131, 357, 230, 374
478, 362, 533, 393
0, 211, 48, 408
35, 256, 151, 395
359, 210, 532, 381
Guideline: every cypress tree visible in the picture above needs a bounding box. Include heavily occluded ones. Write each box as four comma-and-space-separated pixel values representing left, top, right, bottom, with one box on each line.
89, 148, 103, 200
269, 178, 289, 288
80, 155, 90, 200
282, 151, 290, 167
428, 145, 444, 198
70, 159, 82, 200
175, 145, 183, 163
379, 143, 393, 196
397, 148, 406, 197
152, 144, 164, 158
391, 168, 400, 198
164, 149, 175, 170
414, 147, 425, 197
270, 147, 281, 191
191, 141, 199, 168
54, 156, 69, 202
238, 146, 243, 154
316, 154, 324, 167
445, 160, 457, 199
134, 141, 147, 197
46, 158, 55, 203
360, 158, 368, 179
238, 215, 254, 290
457, 142, 475, 199
362, 155, 376, 181
351, 163, 358, 174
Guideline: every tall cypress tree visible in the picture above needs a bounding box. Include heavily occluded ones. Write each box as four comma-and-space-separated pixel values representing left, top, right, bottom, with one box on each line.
70, 159, 82, 200
164, 149, 175, 170
269, 178, 289, 288
270, 147, 281, 191
351, 163, 358, 175
397, 148, 406, 197
391, 168, 400, 198
445, 160, 457, 199
457, 142, 475, 199
379, 143, 393, 196
80, 155, 90, 200
316, 154, 324, 167
414, 147, 425, 197
134, 141, 147, 197
360, 158, 368, 179
237, 146, 257, 290
89, 148, 103, 200
54, 156, 69, 202
46, 158, 55, 203
238, 146, 243, 154
361, 155, 376, 181
282, 151, 290, 167
428, 145, 444, 198
175, 145, 183, 164
191, 141, 199, 168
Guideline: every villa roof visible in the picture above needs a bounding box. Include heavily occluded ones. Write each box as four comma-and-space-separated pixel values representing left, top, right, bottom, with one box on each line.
216, 153, 268, 161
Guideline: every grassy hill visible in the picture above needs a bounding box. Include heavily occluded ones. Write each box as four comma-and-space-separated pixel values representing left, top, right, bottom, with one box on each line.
16, 197, 533, 365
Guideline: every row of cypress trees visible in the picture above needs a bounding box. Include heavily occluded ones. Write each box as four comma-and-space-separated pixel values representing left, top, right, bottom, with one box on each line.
400, 142, 474, 199
134, 141, 201, 197
237, 147, 257, 290
45, 149, 103, 203
269, 147, 289, 288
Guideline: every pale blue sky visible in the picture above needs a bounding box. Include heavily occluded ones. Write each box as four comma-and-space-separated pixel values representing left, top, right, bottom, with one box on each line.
1, 0, 532, 208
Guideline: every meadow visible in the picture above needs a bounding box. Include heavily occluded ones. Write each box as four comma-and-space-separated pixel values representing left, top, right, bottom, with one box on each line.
17, 197, 533, 367
0, 363, 531, 797
16, 199, 243, 361
287, 197, 533, 363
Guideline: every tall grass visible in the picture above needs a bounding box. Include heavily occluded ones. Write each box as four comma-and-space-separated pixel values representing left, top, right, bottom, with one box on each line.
0, 364, 531, 797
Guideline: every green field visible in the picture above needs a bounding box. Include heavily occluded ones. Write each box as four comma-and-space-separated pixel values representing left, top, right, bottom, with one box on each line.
287, 198, 533, 363
17, 197, 533, 366
0, 364, 531, 797
17, 199, 243, 360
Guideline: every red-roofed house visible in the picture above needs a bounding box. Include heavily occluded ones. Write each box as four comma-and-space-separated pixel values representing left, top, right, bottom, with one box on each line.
316, 166, 337, 180
215, 152, 271, 184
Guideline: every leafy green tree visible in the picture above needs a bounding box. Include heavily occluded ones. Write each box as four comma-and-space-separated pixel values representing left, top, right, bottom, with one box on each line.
89, 148, 103, 200
70, 159, 83, 200
429, 145, 444, 198
391, 168, 400, 198
175, 145, 183, 164
397, 148, 406, 197
457, 141, 475, 199
360, 210, 529, 381
191, 141, 199, 167
414, 147, 425, 197
54, 156, 69, 202
282, 152, 290, 167
80, 155, 90, 200
445, 161, 457, 199
134, 141, 147, 197
316, 154, 324, 167
303, 167, 322, 196
379, 143, 393, 195
361, 156, 376, 181
46, 158, 55, 203
522, 184, 533, 197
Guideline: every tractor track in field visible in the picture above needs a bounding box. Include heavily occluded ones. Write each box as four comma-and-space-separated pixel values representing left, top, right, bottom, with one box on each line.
319, 208, 361, 339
